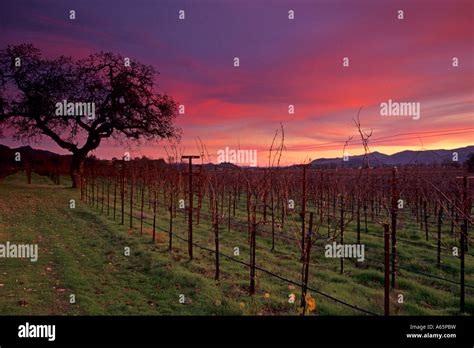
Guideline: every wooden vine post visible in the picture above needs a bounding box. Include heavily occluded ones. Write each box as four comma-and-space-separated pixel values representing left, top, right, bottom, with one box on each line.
301, 165, 307, 260
140, 178, 145, 235
101, 177, 104, 213
249, 203, 257, 295
357, 190, 361, 244
457, 175, 472, 313
169, 193, 173, 252
437, 206, 443, 266
340, 195, 344, 274
113, 174, 117, 220
384, 223, 390, 316
129, 170, 134, 229
152, 186, 157, 242
300, 212, 314, 316
391, 167, 398, 289
228, 191, 231, 234
214, 197, 220, 281
181, 155, 200, 260
121, 160, 125, 225
271, 192, 275, 251
107, 175, 110, 216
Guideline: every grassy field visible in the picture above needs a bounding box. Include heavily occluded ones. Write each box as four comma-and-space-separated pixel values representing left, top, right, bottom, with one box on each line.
0, 171, 472, 315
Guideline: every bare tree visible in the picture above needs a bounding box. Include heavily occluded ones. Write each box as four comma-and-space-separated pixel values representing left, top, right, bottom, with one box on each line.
0, 44, 180, 187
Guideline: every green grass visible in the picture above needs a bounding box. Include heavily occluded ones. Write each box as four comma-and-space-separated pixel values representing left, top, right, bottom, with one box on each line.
0, 171, 472, 316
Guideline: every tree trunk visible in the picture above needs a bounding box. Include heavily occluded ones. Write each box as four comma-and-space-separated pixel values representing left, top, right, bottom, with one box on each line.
70, 153, 85, 188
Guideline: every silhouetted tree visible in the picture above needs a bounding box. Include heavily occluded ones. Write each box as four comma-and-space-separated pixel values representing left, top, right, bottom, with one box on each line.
0, 44, 179, 187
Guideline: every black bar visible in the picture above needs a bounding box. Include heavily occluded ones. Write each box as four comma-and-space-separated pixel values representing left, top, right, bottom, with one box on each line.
0, 316, 471, 345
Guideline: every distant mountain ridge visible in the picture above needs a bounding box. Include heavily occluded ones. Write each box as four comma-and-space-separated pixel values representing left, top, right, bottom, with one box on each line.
1, 144, 473, 169
310, 145, 474, 168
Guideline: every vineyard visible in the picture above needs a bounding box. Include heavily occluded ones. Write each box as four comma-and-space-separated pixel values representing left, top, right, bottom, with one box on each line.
68, 157, 474, 316
1, 1, 473, 345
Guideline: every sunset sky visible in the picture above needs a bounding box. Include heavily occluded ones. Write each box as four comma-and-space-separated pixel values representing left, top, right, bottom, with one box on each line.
0, 0, 473, 165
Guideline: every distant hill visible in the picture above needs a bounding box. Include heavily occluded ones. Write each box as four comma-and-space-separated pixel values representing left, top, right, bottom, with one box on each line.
0, 145, 240, 169
1, 144, 473, 172
310, 145, 474, 168
13, 145, 64, 158
199, 162, 240, 170
0, 145, 72, 177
